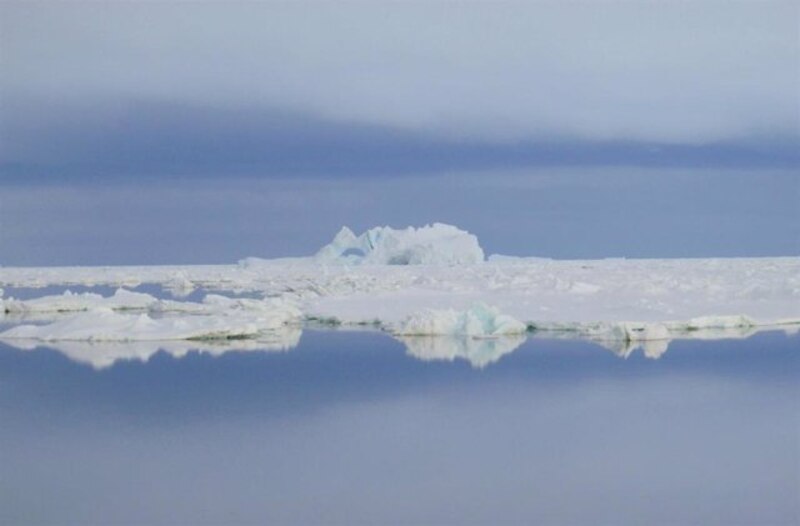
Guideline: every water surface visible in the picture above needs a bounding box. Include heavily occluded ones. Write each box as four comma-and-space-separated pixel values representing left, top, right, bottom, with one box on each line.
0, 330, 797, 525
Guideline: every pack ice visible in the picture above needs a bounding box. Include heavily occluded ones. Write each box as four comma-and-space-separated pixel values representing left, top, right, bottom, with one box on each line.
1, 223, 798, 364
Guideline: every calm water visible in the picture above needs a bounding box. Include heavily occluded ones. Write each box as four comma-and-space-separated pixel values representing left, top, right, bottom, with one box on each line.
0, 330, 797, 525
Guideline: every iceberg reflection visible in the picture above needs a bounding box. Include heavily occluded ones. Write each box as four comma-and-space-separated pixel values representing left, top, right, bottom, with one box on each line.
1, 327, 301, 370
1, 324, 797, 370
398, 334, 527, 368
530, 323, 798, 361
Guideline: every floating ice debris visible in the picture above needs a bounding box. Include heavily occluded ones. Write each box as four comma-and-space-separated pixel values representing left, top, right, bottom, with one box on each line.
0, 226, 798, 345
395, 304, 527, 337
3, 288, 158, 314
4, 309, 241, 341
315, 223, 485, 265
163, 271, 196, 297
0, 297, 302, 342
684, 315, 756, 331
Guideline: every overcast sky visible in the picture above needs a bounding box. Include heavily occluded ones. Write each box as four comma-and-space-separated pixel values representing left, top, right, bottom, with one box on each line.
1, 2, 798, 264
2, 1, 798, 176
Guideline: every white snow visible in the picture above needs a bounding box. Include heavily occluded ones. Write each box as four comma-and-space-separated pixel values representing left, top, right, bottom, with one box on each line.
684, 315, 756, 330
3, 308, 256, 341
315, 223, 485, 265
2, 258, 797, 338
3, 288, 158, 314
1, 225, 798, 365
1, 296, 301, 342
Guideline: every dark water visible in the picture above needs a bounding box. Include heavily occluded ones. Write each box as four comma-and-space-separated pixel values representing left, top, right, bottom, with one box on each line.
0, 331, 797, 525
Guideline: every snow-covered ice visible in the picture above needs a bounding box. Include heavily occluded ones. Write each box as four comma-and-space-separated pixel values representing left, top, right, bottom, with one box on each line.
2, 257, 797, 336
2, 293, 301, 343
395, 304, 527, 337
1, 224, 798, 367
3, 288, 158, 314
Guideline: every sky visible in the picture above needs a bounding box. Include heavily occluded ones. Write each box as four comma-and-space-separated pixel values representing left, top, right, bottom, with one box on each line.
0, 1, 798, 264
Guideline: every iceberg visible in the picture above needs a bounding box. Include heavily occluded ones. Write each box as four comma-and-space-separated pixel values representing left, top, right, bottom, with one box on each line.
315, 223, 485, 265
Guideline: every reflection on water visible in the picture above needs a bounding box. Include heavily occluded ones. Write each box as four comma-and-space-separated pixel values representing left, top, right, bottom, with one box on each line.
2, 328, 302, 370
400, 334, 527, 368
0, 330, 797, 525
559, 324, 796, 361
1, 323, 796, 370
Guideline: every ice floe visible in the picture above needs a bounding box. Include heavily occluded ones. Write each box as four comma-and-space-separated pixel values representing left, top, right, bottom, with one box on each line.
1, 293, 301, 343
3, 288, 158, 314
394, 304, 527, 337
1, 307, 294, 342
1, 225, 798, 360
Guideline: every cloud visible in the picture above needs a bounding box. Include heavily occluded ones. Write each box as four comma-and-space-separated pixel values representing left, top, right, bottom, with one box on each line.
1, 98, 797, 179
2, 1, 798, 146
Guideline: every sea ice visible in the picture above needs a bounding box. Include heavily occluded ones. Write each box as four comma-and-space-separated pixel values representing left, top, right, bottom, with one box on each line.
0, 225, 798, 349
3, 288, 158, 314
0, 296, 301, 342
395, 304, 527, 337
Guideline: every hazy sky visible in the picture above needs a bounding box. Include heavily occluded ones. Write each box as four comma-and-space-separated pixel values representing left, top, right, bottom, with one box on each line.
2, 1, 798, 176
0, 2, 797, 264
